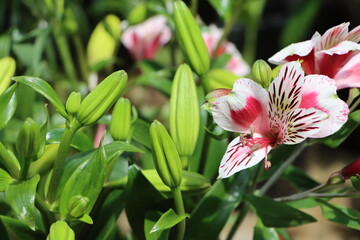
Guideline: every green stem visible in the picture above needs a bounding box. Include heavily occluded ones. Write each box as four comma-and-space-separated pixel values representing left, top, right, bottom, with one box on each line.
190, 0, 198, 16
46, 126, 76, 204
171, 187, 186, 240
258, 142, 307, 196
350, 96, 360, 112
226, 203, 249, 240
72, 35, 89, 82
35, 193, 55, 230
20, 156, 32, 180
0, 141, 20, 178
53, 25, 78, 85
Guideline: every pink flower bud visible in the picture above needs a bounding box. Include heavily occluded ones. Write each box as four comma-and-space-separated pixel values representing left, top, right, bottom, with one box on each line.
340, 157, 360, 179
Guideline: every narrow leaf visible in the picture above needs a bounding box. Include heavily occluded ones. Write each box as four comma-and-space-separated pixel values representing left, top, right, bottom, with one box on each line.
317, 198, 360, 230
0, 168, 13, 191
12, 76, 68, 118
150, 208, 189, 233
245, 194, 317, 228
144, 211, 169, 240
0, 83, 17, 130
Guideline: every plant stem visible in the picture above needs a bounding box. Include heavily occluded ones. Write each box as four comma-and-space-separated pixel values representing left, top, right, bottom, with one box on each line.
20, 156, 32, 180
190, 0, 198, 16
258, 142, 307, 196
0, 141, 20, 178
171, 186, 186, 240
72, 35, 89, 82
35, 193, 54, 230
350, 96, 360, 112
46, 126, 76, 204
226, 203, 249, 240
53, 25, 78, 86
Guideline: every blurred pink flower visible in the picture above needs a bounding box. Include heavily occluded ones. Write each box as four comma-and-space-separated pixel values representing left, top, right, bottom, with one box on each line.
202, 25, 250, 76
269, 23, 360, 90
206, 62, 349, 178
121, 15, 171, 61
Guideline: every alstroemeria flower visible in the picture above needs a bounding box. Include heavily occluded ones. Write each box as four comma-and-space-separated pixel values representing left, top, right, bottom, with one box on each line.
206, 61, 349, 178
269, 23, 360, 89
202, 25, 250, 76
121, 15, 171, 61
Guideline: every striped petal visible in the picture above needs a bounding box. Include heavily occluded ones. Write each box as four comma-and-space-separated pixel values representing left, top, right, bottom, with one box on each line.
211, 78, 268, 134
218, 136, 272, 178
282, 108, 328, 144
268, 62, 304, 131
315, 22, 350, 51
268, 40, 314, 65
299, 75, 349, 138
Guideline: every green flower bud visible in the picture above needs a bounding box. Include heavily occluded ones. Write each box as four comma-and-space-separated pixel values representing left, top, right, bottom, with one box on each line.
150, 120, 182, 188
252, 59, 272, 88
87, 14, 121, 70
0, 57, 16, 94
351, 176, 360, 191
16, 118, 40, 158
110, 97, 131, 141
174, 1, 210, 76
170, 64, 199, 168
67, 195, 90, 218
202, 88, 231, 112
127, 2, 147, 25
76, 70, 127, 126
66, 91, 81, 116
202, 68, 238, 92
46, 221, 75, 240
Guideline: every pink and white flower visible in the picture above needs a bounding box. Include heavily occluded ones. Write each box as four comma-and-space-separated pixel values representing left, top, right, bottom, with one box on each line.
202, 25, 250, 76
121, 15, 171, 61
206, 61, 349, 178
269, 23, 360, 89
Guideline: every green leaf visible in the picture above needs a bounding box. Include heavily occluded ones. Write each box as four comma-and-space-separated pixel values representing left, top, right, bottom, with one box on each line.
125, 165, 169, 240
0, 215, 45, 240
144, 211, 169, 240
253, 220, 279, 240
46, 128, 93, 152
314, 110, 360, 148
134, 69, 173, 96
185, 171, 250, 239
78, 214, 93, 224
285, 198, 320, 209
282, 165, 319, 191
58, 145, 107, 218
150, 208, 189, 234
12, 76, 68, 119
317, 198, 360, 230
0, 168, 13, 191
208, 0, 233, 20
0, 83, 17, 130
132, 118, 152, 149
5, 175, 40, 229
38, 105, 49, 156
245, 194, 317, 227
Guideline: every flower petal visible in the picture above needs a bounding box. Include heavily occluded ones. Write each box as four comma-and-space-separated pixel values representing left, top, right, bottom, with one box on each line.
346, 25, 360, 42
315, 22, 350, 51
268, 62, 304, 131
335, 52, 360, 89
268, 40, 314, 65
283, 108, 328, 144
224, 43, 251, 76
211, 78, 268, 133
218, 136, 272, 178
299, 74, 349, 138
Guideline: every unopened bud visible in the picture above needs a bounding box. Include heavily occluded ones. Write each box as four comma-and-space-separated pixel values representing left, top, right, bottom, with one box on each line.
202, 68, 238, 92
127, 2, 147, 25
76, 70, 127, 126
110, 97, 131, 141
16, 118, 40, 158
351, 176, 360, 191
46, 221, 75, 240
150, 120, 182, 188
340, 158, 360, 179
174, 1, 210, 76
66, 91, 81, 116
87, 14, 121, 70
170, 64, 199, 163
252, 59, 272, 88
202, 88, 231, 111
0, 57, 16, 94
67, 195, 90, 218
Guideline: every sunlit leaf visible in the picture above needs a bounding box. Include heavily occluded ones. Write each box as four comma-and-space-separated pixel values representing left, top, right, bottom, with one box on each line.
150, 208, 189, 234
5, 175, 40, 229
144, 211, 169, 240
0, 83, 17, 131
0, 168, 13, 191
12, 76, 68, 119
